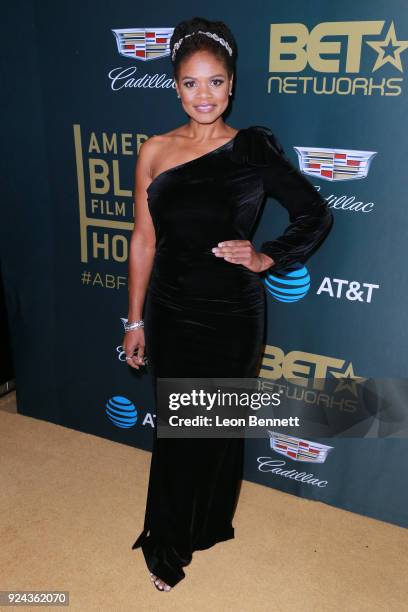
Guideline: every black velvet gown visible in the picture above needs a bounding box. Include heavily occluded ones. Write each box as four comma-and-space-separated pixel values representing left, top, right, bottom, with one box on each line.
131, 125, 334, 586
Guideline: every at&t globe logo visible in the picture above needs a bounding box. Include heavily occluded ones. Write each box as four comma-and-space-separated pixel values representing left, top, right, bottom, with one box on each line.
265, 264, 311, 303
106, 396, 137, 428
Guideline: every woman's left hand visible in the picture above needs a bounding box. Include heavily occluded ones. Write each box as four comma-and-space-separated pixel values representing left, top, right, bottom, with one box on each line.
212, 240, 274, 273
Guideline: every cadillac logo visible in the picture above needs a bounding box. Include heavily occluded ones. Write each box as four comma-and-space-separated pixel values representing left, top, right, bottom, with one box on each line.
112, 27, 174, 61
294, 146, 377, 181
268, 430, 334, 463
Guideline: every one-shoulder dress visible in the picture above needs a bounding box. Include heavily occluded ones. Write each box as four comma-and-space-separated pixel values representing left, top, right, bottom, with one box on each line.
131, 125, 334, 587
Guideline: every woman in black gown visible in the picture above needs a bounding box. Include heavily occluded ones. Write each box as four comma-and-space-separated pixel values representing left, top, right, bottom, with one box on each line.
123, 17, 334, 591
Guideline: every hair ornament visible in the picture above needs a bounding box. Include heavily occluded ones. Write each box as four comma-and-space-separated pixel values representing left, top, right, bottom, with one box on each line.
171, 30, 233, 61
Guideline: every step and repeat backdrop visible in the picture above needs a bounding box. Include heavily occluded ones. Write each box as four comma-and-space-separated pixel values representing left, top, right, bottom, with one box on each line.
3, 0, 408, 528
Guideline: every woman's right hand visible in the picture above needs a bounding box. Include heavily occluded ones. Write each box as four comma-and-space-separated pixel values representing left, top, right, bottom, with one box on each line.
122, 328, 146, 370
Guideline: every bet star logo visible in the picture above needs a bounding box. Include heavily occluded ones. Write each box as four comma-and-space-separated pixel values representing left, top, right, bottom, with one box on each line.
366, 21, 408, 72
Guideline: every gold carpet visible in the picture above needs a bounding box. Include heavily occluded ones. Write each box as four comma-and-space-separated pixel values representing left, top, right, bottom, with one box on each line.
1, 392, 406, 611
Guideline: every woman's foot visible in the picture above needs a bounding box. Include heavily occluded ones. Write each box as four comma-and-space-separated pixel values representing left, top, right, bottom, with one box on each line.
150, 571, 172, 591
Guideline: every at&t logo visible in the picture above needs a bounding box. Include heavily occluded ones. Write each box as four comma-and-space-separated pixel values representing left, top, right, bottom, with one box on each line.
265, 264, 311, 302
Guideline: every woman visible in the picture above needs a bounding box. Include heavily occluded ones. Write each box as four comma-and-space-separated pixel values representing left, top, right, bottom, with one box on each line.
123, 16, 334, 592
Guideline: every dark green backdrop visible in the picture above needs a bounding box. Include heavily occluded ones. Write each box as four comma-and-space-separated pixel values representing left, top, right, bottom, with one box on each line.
2, 0, 408, 528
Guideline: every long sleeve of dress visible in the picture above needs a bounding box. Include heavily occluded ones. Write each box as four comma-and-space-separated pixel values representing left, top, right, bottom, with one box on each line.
231, 125, 334, 273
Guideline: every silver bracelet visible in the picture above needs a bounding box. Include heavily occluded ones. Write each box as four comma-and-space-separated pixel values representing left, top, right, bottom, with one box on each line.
121, 317, 144, 332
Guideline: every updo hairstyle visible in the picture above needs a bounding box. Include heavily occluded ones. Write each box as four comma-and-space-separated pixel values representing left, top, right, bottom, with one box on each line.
170, 16, 238, 81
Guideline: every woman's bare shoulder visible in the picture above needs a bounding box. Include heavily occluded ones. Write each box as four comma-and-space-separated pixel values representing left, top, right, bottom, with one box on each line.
139, 125, 239, 176
143, 127, 187, 149
138, 130, 180, 165
142, 124, 239, 152
138, 128, 189, 177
